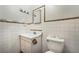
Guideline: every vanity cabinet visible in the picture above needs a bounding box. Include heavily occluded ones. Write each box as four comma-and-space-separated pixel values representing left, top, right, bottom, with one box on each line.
19, 34, 42, 53
20, 36, 31, 53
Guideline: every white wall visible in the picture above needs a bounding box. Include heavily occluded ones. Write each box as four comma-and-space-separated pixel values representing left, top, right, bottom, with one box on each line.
0, 5, 36, 23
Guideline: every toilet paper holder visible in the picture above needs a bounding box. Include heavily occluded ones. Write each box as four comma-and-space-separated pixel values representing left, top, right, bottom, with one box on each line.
32, 39, 37, 45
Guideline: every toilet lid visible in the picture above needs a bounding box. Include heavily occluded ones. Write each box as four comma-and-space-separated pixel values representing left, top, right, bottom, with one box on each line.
45, 51, 54, 53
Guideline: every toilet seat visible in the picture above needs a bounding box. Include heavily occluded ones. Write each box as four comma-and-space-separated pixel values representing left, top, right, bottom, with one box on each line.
45, 51, 54, 53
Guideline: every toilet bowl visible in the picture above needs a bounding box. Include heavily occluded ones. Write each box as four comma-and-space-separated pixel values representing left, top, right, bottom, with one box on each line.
45, 36, 64, 53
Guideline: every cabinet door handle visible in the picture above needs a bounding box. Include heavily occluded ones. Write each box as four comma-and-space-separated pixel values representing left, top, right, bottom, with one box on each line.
32, 39, 37, 45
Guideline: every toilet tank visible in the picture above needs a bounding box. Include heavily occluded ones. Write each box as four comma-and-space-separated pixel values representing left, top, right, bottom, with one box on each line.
47, 37, 64, 53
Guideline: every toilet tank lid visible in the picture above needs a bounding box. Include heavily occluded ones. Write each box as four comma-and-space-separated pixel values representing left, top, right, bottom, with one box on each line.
47, 37, 64, 43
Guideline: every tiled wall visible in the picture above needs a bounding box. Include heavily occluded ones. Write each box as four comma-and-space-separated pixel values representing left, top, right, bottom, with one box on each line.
43, 19, 79, 52
0, 22, 28, 52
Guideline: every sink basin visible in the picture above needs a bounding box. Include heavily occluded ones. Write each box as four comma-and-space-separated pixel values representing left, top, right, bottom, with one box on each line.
20, 31, 42, 39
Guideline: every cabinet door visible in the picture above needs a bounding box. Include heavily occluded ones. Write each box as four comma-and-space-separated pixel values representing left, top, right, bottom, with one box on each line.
32, 36, 42, 53
21, 39, 31, 53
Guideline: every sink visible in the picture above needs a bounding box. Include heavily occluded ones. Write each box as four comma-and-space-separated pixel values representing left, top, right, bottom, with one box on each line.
20, 31, 42, 39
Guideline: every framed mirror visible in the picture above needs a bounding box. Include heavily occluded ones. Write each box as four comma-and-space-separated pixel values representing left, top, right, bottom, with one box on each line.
44, 5, 79, 22
32, 5, 45, 24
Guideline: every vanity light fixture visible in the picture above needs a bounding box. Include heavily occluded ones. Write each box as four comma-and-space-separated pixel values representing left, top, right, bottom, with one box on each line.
19, 8, 29, 14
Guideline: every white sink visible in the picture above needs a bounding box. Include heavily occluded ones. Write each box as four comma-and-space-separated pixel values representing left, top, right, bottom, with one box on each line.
20, 31, 42, 39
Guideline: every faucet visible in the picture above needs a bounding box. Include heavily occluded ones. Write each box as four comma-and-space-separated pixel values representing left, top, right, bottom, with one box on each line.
33, 31, 36, 34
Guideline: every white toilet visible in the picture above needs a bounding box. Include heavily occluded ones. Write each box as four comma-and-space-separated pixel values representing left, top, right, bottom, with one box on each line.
45, 36, 64, 53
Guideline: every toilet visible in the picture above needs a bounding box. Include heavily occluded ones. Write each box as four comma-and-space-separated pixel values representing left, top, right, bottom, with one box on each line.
45, 36, 64, 53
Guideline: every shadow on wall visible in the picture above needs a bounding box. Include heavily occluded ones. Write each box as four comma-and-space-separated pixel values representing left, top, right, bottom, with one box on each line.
63, 44, 71, 53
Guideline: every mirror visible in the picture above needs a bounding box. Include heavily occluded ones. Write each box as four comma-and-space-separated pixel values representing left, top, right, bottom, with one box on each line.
32, 5, 45, 24
44, 5, 79, 22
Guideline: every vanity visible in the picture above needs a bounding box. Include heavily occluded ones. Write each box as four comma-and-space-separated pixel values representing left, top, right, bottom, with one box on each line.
19, 31, 42, 53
